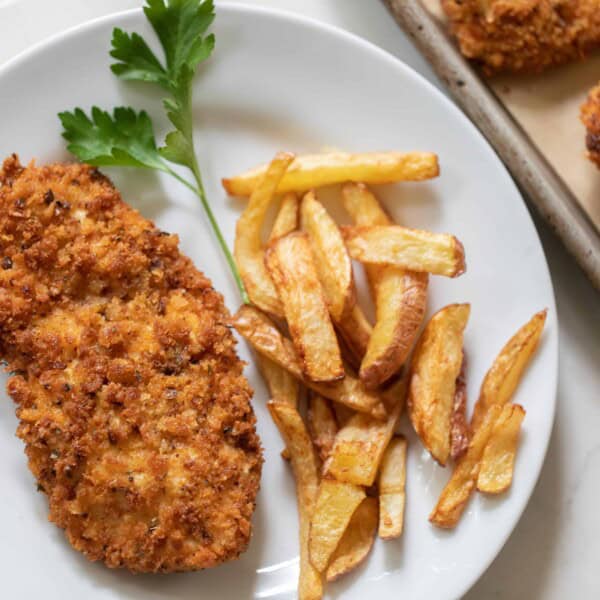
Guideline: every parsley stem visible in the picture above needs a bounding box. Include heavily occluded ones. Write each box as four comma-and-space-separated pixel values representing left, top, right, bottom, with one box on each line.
180, 85, 249, 304
165, 163, 250, 304
192, 165, 250, 304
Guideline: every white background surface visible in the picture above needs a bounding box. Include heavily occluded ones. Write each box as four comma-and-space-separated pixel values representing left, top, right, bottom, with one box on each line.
0, 1, 598, 599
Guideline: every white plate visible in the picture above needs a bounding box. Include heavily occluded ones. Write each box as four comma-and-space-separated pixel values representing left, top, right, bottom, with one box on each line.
0, 4, 557, 599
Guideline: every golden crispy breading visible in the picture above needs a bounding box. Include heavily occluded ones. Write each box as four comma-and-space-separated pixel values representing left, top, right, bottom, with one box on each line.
581, 82, 600, 168
0, 155, 262, 573
442, 0, 600, 74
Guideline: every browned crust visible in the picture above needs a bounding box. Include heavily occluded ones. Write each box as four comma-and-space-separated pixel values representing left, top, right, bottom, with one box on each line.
0, 155, 262, 573
442, 0, 600, 74
452, 237, 466, 278
450, 353, 469, 461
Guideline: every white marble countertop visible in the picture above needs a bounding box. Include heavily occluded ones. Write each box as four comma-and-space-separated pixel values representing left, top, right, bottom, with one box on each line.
1, 1, 599, 598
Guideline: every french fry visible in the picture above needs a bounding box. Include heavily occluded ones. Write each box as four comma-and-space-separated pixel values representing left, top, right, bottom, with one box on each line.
234, 152, 294, 315
325, 376, 407, 487
265, 232, 344, 383
307, 393, 338, 463
450, 355, 469, 461
326, 497, 378, 581
361, 269, 428, 388
342, 183, 428, 388
309, 479, 366, 573
337, 305, 373, 364
257, 354, 299, 407
313, 377, 386, 420
258, 353, 300, 459
269, 192, 299, 242
380, 374, 409, 413
222, 151, 440, 196
429, 404, 503, 528
407, 304, 470, 466
300, 191, 372, 360
477, 404, 525, 494
342, 182, 392, 230
378, 435, 407, 540
233, 305, 302, 377
232, 305, 385, 416
332, 403, 355, 428
301, 191, 355, 322
341, 182, 402, 297
268, 402, 323, 600
471, 310, 547, 431
341, 224, 466, 278
336, 328, 363, 371
431, 311, 546, 527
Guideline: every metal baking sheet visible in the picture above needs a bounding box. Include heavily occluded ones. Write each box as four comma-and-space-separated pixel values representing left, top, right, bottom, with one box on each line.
384, 0, 600, 290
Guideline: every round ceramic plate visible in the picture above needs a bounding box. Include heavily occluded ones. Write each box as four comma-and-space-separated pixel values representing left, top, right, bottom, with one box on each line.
0, 4, 557, 599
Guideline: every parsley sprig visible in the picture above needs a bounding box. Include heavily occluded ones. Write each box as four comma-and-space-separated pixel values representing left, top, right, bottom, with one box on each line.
59, 0, 249, 303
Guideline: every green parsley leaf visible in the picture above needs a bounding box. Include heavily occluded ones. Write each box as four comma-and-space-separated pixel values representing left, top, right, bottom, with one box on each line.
144, 0, 215, 84
58, 106, 168, 171
159, 130, 193, 166
109, 0, 215, 93
110, 0, 215, 173
109, 28, 168, 87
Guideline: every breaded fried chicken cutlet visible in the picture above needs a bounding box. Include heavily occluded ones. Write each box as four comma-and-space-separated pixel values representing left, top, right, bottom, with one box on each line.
581, 82, 600, 168
0, 155, 262, 573
442, 0, 600, 74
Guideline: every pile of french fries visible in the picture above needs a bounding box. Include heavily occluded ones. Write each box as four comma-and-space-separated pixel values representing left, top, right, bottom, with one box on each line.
223, 151, 547, 598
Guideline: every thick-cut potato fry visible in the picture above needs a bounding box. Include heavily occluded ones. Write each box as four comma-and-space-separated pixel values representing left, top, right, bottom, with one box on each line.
450, 355, 469, 461
342, 182, 397, 302
332, 403, 355, 428
265, 232, 343, 383
342, 225, 466, 278
312, 378, 386, 420
336, 328, 362, 371
341, 181, 390, 301
234, 152, 294, 315
307, 394, 338, 463
258, 353, 300, 459
408, 304, 470, 466
342, 183, 428, 387
471, 310, 547, 431
257, 354, 299, 407
337, 305, 373, 365
301, 191, 355, 323
232, 305, 384, 416
477, 404, 525, 494
269, 192, 299, 242
361, 269, 428, 389
430, 404, 503, 528
326, 497, 378, 582
233, 305, 302, 378
309, 479, 366, 573
222, 151, 440, 196
300, 191, 372, 361
325, 376, 407, 486
342, 182, 392, 229
268, 402, 323, 600
380, 375, 409, 413
378, 436, 407, 540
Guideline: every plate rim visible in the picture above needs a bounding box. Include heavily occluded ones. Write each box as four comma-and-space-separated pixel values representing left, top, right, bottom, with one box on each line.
0, 3, 559, 598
